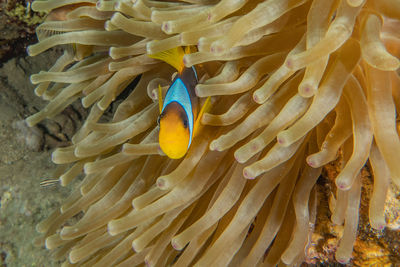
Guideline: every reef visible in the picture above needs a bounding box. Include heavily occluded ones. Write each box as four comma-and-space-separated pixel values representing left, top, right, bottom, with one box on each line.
24, 0, 400, 266
0, 0, 45, 64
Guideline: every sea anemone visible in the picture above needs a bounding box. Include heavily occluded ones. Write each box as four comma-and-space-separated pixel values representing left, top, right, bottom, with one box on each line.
26, 0, 399, 266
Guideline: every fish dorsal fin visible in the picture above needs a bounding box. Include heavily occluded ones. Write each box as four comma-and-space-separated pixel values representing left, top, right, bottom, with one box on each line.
148, 46, 185, 73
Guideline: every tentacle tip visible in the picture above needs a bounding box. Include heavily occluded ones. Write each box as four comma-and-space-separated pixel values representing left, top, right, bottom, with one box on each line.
59, 227, 68, 236
36, 223, 45, 233
26, 45, 33, 56
97, 101, 108, 111
194, 85, 201, 97
209, 141, 219, 151
50, 152, 57, 163
280, 255, 291, 265
336, 180, 350, 191
150, 12, 157, 22
234, 152, 245, 164
81, 98, 89, 108
145, 43, 152, 54
156, 178, 166, 189
104, 20, 111, 31
197, 37, 206, 49
335, 255, 350, 264
30, 1, 40, 12
30, 74, 38, 84
144, 259, 152, 267
162, 22, 171, 33
171, 239, 183, 250
25, 117, 35, 128
107, 222, 118, 236
132, 241, 142, 253
44, 238, 51, 249
347, 0, 363, 7
243, 168, 255, 179
60, 226, 79, 240
277, 136, 286, 146
121, 143, 128, 151
252, 92, 263, 104
83, 163, 90, 174
306, 157, 316, 168
69, 252, 79, 264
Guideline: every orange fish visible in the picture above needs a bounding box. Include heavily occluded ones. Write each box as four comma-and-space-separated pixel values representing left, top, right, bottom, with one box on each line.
149, 47, 211, 159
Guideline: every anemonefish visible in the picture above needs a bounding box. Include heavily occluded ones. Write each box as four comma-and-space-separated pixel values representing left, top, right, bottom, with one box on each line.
149, 46, 210, 159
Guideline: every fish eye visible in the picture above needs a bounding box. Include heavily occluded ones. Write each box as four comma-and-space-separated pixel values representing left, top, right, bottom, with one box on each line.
183, 120, 188, 128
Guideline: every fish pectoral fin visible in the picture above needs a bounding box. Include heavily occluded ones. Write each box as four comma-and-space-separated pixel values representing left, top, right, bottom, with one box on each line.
158, 84, 163, 113
148, 46, 185, 73
193, 96, 212, 138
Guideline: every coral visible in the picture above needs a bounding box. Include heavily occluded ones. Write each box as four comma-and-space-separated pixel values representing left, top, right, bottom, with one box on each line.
5, 1, 45, 26
26, 0, 400, 266
0, 0, 45, 64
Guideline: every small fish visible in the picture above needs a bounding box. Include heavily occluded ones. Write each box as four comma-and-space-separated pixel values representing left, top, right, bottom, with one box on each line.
39, 179, 59, 187
149, 46, 211, 159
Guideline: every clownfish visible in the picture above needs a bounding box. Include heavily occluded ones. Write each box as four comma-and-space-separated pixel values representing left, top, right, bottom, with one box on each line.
149, 46, 211, 159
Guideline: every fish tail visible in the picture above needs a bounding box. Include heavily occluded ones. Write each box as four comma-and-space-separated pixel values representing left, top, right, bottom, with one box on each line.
148, 46, 185, 73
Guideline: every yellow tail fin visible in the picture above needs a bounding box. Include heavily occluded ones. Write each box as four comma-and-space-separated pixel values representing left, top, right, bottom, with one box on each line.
148, 46, 185, 73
